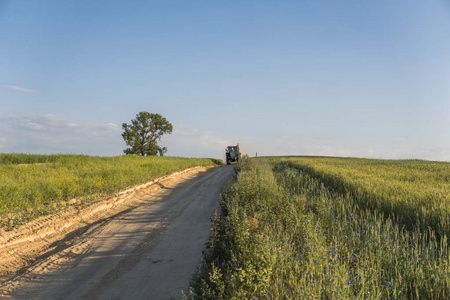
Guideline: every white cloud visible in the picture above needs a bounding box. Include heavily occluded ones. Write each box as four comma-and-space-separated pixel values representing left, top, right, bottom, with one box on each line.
0, 137, 6, 149
1, 115, 448, 162
164, 125, 356, 160
164, 123, 242, 159
382, 145, 450, 162
25, 121, 43, 130
1, 85, 36, 93
0, 114, 123, 155
252, 135, 355, 158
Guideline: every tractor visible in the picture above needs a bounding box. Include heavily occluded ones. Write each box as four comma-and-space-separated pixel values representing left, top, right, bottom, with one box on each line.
225, 143, 241, 165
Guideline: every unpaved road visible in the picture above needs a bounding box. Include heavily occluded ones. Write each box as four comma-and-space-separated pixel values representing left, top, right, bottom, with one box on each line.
2, 165, 234, 300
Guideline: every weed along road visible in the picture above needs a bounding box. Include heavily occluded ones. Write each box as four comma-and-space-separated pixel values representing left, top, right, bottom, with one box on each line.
4, 165, 234, 300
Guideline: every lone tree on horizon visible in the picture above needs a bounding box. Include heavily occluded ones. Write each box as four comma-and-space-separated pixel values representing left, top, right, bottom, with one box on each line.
122, 111, 173, 156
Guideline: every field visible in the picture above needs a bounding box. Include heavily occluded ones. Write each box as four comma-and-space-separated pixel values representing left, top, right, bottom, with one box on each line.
271, 156, 450, 239
188, 157, 450, 299
0, 153, 221, 230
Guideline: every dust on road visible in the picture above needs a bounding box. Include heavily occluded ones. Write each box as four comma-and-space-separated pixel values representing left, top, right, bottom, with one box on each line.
1, 165, 234, 300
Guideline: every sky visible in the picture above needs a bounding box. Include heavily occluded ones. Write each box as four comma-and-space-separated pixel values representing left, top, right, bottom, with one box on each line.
1, 0, 450, 161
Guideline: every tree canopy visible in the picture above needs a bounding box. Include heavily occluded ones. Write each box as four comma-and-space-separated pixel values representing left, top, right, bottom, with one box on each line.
122, 112, 173, 156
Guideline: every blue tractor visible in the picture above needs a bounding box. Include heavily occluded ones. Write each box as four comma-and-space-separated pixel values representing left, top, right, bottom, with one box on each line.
225, 143, 241, 165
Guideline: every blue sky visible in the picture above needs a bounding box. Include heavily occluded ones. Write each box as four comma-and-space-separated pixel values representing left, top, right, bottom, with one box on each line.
1, 0, 450, 161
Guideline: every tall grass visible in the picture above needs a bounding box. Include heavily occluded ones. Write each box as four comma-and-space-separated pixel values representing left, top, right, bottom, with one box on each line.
187, 157, 449, 299
268, 156, 450, 239
0, 153, 221, 230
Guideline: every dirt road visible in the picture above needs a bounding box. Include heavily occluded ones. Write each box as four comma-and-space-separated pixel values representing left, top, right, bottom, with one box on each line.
2, 165, 234, 300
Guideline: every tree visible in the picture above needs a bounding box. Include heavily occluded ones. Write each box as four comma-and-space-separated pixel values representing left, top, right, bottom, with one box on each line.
122, 111, 173, 156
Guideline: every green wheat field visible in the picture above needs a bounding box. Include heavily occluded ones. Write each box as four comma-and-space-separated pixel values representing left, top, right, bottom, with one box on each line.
188, 156, 450, 299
